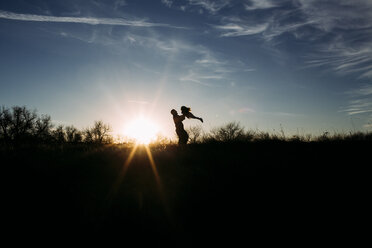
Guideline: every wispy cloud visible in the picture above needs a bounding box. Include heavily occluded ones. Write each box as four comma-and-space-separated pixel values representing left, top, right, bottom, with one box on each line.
195, 49, 226, 66
114, 0, 127, 10
297, 0, 372, 31
264, 111, 303, 117
363, 115, 372, 129
304, 36, 372, 79
294, 1, 372, 78
161, 0, 231, 14
122, 33, 181, 52
340, 84, 372, 117
187, 0, 231, 14
238, 107, 255, 113
179, 51, 231, 87
350, 85, 372, 97
340, 99, 372, 115
214, 22, 268, 37
179, 45, 251, 87
0, 10, 180, 28
161, 0, 174, 8
244, 0, 278, 10
179, 70, 217, 87
210, 1, 372, 80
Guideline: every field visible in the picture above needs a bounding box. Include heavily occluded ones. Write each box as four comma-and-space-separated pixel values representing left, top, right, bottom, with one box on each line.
3, 136, 369, 245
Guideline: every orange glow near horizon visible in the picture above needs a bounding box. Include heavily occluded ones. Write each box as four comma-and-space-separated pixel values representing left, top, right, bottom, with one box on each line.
106, 143, 139, 204
106, 143, 171, 220
122, 116, 159, 144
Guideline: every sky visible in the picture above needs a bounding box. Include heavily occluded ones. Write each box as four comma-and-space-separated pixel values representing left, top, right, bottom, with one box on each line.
1, 0, 372, 139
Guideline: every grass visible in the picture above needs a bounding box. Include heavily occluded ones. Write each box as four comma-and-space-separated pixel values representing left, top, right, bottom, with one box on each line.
2, 135, 370, 245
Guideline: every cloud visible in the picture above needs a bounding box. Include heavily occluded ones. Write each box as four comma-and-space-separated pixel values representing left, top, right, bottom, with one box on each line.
195, 49, 226, 66
162, 0, 231, 14
350, 85, 372, 96
214, 22, 268, 37
114, 0, 127, 10
179, 52, 232, 87
212, 1, 372, 39
0, 10, 180, 28
294, 1, 372, 78
340, 84, 372, 117
364, 120, 372, 129
238, 107, 255, 113
244, 0, 278, 10
187, 0, 232, 14
213, 4, 315, 39
303, 36, 372, 78
161, 0, 174, 8
209, 1, 372, 80
179, 70, 217, 87
179, 45, 250, 87
121, 33, 201, 55
264, 111, 303, 117
297, 0, 372, 31
288, 1, 372, 80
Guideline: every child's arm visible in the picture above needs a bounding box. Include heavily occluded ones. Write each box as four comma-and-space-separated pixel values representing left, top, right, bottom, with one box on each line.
186, 112, 203, 123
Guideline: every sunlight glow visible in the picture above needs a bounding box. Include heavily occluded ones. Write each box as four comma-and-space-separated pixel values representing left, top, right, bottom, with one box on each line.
106, 143, 139, 203
123, 117, 158, 144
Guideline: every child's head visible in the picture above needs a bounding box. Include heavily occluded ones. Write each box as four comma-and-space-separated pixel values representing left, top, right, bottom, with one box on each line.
181, 106, 191, 114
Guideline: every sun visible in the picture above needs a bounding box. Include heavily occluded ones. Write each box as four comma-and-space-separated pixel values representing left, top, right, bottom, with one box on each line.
123, 117, 158, 144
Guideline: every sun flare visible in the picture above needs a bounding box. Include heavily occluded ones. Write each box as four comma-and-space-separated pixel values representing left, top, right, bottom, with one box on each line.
123, 117, 158, 144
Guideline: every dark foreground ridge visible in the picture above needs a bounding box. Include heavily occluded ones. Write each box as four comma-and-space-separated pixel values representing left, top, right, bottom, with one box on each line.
3, 139, 369, 245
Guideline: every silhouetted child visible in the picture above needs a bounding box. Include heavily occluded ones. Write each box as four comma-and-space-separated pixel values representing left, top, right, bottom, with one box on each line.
181, 106, 203, 123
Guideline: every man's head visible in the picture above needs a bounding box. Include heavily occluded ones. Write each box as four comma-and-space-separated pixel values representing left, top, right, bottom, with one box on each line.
171, 109, 177, 116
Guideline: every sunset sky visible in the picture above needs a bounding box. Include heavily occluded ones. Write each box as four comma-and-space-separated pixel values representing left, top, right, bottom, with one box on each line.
1, 0, 371, 139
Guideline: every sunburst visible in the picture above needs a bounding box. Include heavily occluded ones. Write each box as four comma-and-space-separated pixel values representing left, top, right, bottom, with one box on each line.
123, 116, 158, 144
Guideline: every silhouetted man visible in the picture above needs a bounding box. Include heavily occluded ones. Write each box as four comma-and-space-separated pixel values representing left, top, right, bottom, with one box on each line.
171, 109, 188, 145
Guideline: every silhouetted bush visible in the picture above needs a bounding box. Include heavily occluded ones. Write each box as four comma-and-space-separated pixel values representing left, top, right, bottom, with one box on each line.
206, 122, 245, 142
186, 125, 203, 144
83, 120, 112, 144
65, 125, 82, 143
52, 125, 66, 143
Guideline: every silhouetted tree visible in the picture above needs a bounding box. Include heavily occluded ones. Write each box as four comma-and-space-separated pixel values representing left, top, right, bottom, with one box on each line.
83, 127, 94, 143
0, 106, 38, 144
0, 106, 115, 146
52, 125, 66, 143
65, 125, 82, 143
187, 125, 203, 144
209, 122, 245, 142
84, 121, 112, 144
12, 106, 37, 142
74, 132, 83, 143
34, 114, 53, 142
0, 106, 12, 142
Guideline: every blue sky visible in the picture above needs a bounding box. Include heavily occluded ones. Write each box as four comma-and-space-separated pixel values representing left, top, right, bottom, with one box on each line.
1, 0, 372, 138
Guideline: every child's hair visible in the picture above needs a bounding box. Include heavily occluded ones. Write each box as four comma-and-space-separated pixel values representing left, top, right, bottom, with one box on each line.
181, 106, 191, 115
